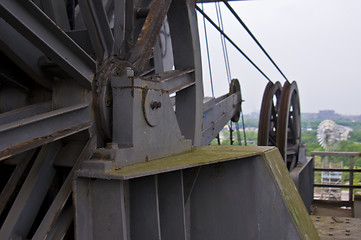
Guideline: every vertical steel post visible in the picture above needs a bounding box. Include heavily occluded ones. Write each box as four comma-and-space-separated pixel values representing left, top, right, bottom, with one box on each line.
349, 156, 354, 202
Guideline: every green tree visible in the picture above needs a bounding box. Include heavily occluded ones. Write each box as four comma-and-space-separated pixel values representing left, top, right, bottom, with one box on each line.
349, 131, 361, 142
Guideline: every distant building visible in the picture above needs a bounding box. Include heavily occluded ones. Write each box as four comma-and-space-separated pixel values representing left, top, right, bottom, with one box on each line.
317, 110, 341, 119
302, 110, 361, 121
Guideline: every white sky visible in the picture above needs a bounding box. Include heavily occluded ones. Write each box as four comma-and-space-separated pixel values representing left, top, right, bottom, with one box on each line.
197, 0, 361, 115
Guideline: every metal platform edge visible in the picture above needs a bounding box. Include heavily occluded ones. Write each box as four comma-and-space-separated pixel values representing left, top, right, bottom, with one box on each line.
75, 145, 274, 180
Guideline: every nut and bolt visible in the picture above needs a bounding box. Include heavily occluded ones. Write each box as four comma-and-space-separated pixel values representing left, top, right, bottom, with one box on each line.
150, 101, 162, 110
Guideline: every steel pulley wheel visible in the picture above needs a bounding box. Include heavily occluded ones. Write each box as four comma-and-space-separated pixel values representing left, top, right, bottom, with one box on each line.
258, 81, 282, 146
0, 1, 202, 239
229, 78, 242, 122
276, 81, 301, 170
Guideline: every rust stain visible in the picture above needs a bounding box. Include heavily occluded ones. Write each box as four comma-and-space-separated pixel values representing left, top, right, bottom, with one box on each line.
0, 122, 91, 161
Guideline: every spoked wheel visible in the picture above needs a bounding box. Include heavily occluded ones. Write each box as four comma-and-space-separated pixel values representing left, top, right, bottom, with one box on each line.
276, 81, 301, 170
258, 81, 282, 146
0, 0, 202, 238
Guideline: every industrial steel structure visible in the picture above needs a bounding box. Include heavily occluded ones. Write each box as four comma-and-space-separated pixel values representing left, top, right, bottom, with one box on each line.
0, 0, 318, 239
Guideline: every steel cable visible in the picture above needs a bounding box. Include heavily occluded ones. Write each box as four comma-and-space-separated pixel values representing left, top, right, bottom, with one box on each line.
215, 2, 231, 84
201, 2, 215, 97
221, 0, 289, 83
196, 5, 272, 83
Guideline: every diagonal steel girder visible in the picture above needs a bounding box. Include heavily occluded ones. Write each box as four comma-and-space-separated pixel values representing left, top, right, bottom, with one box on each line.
128, 0, 172, 72
32, 137, 96, 239
0, 0, 96, 89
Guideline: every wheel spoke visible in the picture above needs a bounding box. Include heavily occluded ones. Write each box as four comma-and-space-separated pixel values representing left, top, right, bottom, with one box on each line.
129, 0, 172, 71
258, 81, 281, 146
0, 102, 51, 125
0, 19, 51, 89
0, 150, 35, 216
0, 142, 62, 240
78, 0, 114, 61
0, 0, 96, 89
159, 69, 195, 93
40, 0, 70, 30
114, 0, 133, 58
0, 102, 91, 160
32, 137, 96, 239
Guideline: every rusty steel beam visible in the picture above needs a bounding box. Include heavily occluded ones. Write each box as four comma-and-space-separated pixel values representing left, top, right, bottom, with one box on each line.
0, 103, 91, 160
128, 0, 172, 72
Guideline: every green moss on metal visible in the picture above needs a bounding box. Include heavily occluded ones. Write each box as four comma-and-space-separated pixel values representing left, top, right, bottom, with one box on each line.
261, 148, 320, 240
106, 145, 272, 180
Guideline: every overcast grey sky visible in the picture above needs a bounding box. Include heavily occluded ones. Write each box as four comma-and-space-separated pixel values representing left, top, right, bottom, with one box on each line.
197, 0, 361, 115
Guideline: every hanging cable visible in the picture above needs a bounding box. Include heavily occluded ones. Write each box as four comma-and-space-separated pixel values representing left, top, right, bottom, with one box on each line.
215, 2, 231, 84
235, 121, 242, 145
201, 2, 215, 97
241, 111, 247, 146
221, 0, 289, 83
229, 122, 234, 145
195, 5, 272, 83
217, 134, 221, 145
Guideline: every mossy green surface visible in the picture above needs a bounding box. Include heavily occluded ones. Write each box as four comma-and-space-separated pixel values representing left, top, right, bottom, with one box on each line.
262, 149, 320, 240
106, 145, 273, 180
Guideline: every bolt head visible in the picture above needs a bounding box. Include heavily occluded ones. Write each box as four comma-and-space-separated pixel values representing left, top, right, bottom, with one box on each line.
126, 67, 134, 77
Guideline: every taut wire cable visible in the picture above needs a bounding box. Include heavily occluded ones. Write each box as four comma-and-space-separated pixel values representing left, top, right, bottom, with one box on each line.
215, 2, 231, 84
195, 5, 272, 83
221, 0, 289, 83
201, 2, 215, 97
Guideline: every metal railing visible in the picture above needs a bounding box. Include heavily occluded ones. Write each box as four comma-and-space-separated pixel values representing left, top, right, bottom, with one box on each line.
311, 151, 361, 203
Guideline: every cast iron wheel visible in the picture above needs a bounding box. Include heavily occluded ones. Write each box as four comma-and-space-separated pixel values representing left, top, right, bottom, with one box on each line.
0, 0, 202, 238
258, 81, 282, 146
276, 81, 301, 170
